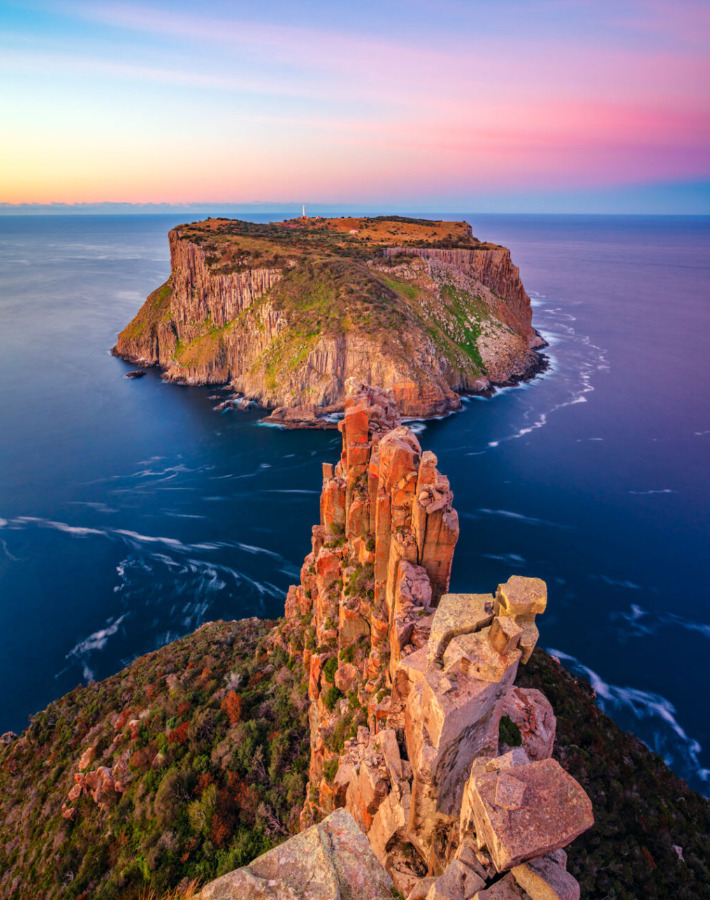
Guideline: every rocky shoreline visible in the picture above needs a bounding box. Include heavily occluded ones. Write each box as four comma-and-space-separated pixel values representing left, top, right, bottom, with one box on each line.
260, 346, 548, 428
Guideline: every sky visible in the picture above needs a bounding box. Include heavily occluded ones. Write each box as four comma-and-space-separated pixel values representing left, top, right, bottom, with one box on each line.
1, 0, 709, 213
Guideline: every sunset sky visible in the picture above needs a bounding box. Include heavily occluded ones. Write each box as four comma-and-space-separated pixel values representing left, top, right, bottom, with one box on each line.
2, 0, 709, 212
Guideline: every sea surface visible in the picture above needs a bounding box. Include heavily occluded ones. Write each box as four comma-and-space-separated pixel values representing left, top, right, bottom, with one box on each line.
0, 213, 708, 794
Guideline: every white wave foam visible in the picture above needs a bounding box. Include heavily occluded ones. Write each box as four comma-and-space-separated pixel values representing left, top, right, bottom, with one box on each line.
114, 528, 223, 552
628, 488, 677, 495
596, 575, 642, 590
67, 614, 127, 658
694, 430, 710, 436
472, 508, 570, 529
482, 552, 526, 565
549, 648, 709, 788
235, 541, 281, 557
68, 501, 118, 513
14, 516, 104, 537
0, 538, 18, 561
483, 303, 609, 450
613, 603, 710, 641
262, 489, 320, 495
165, 512, 207, 519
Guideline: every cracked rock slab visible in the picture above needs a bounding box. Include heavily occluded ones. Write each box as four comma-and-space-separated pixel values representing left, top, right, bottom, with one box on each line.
197, 808, 393, 900
428, 593, 495, 667
467, 759, 594, 872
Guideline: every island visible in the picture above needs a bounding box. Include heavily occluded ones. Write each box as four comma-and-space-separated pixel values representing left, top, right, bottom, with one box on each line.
113, 216, 545, 425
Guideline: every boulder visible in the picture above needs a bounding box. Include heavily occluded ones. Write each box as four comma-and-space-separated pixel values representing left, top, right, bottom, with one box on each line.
511, 854, 580, 900
334, 663, 358, 694
197, 808, 394, 900
77, 745, 95, 771
426, 859, 485, 899
500, 688, 556, 761
473, 873, 526, 899
407, 877, 438, 900
465, 759, 593, 872
84, 766, 121, 809
494, 578, 546, 664
495, 577, 547, 618
488, 617, 523, 655
428, 594, 495, 667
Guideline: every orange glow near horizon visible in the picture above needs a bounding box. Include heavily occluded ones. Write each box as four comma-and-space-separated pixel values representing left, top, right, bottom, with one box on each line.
1, 1, 709, 210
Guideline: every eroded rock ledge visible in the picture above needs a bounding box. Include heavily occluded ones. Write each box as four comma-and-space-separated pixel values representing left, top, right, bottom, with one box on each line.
113, 216, 545, 425
202, 382, 593, 899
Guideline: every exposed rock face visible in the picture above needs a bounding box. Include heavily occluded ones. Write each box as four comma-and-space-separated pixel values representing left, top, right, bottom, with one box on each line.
277, 383, 593, 899
113, 217, 544, 423
382, 246, 544, 350
197, 808, 394, 900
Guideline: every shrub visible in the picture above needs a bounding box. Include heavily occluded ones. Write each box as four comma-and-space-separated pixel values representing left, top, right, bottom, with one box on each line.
323, 758, 339, 782
323, 686, 343, 711
322, 658, 338, 685
498, 715, 522, 748
221, 692, 243, 727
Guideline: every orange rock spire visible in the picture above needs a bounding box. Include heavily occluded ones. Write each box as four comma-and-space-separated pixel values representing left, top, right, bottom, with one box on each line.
281, 382, 593, 899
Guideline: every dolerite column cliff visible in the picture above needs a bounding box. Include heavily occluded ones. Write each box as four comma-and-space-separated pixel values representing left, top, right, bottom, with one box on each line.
281, 382, 593, 900
383, 245, 545, 350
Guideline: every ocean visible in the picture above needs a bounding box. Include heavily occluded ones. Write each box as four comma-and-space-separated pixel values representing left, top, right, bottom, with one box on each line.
0, 212, 708, 795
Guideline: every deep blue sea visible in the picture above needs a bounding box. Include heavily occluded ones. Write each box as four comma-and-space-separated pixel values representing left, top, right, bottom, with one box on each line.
0, 213, 708, 794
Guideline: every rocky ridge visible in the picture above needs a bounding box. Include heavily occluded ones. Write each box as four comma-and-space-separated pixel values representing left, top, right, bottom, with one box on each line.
1, 381, 709, 897
113, 216, 544, 424
257, 381, 595, 899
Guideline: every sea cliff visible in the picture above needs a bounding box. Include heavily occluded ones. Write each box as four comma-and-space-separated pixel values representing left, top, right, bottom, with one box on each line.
1, 382, 708, 899
113, 216, 544, 422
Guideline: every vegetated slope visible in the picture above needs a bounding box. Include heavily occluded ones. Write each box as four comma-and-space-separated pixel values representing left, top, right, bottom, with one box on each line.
518, 650, 710, 900
0, 619, 309, 900
113, 216, 543, 420
0, 627, 708, 899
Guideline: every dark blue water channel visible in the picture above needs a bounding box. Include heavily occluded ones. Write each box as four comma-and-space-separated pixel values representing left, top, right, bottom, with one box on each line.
0, 213, 708, 794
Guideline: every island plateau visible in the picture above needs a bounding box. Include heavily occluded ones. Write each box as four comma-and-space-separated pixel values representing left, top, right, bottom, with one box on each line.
113, 216, 544, 424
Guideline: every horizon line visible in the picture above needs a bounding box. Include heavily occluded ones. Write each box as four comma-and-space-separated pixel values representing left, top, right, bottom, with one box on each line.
1, 202, 709, 217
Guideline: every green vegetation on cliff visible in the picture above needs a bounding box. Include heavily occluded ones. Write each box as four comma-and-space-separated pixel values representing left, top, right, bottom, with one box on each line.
117, 279, 173, 346
0, 619, 309, 900
1, 619, 707, 900
519, 650, 710, 900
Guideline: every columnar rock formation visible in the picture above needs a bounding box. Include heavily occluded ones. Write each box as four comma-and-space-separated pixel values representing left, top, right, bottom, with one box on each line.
382, 246, 544, 350
279, 382, 593, 899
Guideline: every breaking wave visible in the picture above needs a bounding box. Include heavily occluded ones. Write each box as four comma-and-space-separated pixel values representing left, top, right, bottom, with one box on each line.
480, 299, 609, 451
